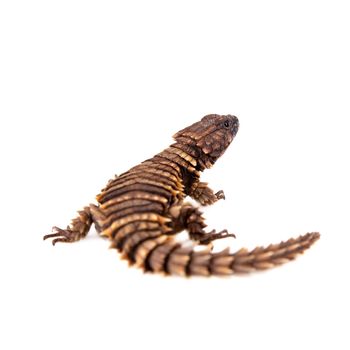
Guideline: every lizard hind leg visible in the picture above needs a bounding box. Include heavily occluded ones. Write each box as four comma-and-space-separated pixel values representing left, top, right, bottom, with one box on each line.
169, 202, 236, 245
43, 204, 105, 245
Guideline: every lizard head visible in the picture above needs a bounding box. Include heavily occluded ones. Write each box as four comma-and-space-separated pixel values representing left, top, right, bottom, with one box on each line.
173, 114, 239, 170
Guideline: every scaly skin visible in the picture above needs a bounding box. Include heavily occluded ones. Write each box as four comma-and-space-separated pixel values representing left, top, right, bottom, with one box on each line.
44, 114, 320, 276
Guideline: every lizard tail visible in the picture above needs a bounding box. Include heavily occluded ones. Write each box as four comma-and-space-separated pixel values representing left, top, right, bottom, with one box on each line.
194, 231, 320, 276
113, 231, 320, 276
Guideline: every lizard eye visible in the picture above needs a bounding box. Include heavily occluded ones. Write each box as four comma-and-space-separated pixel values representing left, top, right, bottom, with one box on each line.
224, 120, 230, 128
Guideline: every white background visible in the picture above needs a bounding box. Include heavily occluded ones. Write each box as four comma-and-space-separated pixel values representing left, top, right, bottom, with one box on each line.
1, 1, 349, 349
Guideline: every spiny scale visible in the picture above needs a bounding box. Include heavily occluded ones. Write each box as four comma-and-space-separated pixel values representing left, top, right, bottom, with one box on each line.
43, 114, 320, 276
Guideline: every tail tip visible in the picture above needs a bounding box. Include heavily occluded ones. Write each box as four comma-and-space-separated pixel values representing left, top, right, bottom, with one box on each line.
309, 232, 321, 240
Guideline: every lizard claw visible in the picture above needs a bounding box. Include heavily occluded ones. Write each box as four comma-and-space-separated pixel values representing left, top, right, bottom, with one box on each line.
43, 226, 78, 246
198, 229, 236, 245
215, 190, 225, 200
208, 229, 236, 239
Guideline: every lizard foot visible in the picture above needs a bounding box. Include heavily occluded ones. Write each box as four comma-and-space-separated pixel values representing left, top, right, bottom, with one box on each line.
43, 226, 81, 246
215, 190, 225, 200
195, 229, 236, 245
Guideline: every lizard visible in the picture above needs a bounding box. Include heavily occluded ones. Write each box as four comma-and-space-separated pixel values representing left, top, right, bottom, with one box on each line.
43, 114, 320, 276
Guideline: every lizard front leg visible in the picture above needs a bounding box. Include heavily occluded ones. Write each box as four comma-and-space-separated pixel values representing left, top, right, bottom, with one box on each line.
188, 181, 225, 206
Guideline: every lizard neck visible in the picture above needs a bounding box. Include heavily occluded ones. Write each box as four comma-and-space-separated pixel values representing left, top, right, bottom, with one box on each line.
154, 142, 201, 173
152, 142, 201, 193
170, 141, 215, 171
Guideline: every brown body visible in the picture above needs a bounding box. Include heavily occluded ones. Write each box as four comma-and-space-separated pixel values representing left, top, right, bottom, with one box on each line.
44, 114, 320, 276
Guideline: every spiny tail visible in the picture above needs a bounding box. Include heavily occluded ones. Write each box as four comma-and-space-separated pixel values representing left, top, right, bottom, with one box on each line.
113, 232, 320, 276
